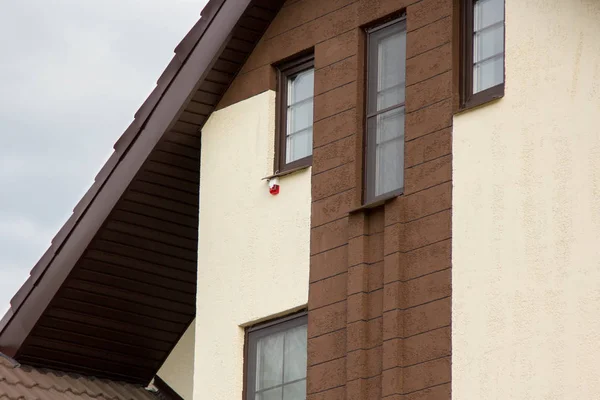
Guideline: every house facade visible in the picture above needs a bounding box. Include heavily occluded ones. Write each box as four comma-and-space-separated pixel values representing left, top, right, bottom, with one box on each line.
1, 0, 600, 400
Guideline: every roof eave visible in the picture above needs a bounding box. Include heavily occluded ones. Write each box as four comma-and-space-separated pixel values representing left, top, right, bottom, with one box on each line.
0, 0, 253, 362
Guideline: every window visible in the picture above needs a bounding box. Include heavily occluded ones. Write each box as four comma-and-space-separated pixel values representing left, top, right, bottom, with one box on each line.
245, 313, 307, 400
461, 0, 505, 108
364, 18, 407, 204
275, 55, 315, 173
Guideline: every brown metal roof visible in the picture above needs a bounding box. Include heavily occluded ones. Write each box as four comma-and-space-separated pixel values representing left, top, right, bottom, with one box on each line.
0, 0, 284, 384
0, 355, 161, 400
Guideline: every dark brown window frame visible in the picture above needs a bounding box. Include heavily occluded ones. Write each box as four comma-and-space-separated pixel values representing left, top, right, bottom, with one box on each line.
460, 0, 506, 110
274, 54, 315, 174
243, 311, 308, 400
362, 16, 407, 206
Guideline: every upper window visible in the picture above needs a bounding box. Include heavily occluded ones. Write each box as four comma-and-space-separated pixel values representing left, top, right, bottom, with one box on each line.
364, 18, 407, 204
275, 55, 315, 173
461, 0, 505, 108
245, 313, 307, 400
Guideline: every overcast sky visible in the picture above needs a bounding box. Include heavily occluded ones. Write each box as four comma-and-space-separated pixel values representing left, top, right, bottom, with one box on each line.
0, 0, 206, 314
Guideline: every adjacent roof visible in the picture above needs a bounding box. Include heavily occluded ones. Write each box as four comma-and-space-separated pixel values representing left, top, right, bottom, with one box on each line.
0, 0, 284, 384
0, 355, 160, 400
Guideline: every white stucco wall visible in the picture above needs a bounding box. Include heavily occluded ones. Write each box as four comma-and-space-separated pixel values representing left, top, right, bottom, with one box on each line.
157, 321, 195, 399
194, 90, 311, 400
452, 0, 600, 398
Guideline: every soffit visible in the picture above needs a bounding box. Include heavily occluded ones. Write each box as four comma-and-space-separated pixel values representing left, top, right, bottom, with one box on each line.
0, 0, 284, 384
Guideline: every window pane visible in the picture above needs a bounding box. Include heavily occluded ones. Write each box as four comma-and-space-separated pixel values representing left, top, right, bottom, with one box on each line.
368, 25, 406, 113
283, 380, 306, 400
283, 325, 307, 382
288, 69, 314, 104
367, 107, 405, 197
473, 54, 504, 93
366, 19, 406, 202
376, 138, 404, 196
474, 0, 504, 31
376, 107, 404, 144
286, 128, 312, 163
471, 0, 504, 94
285, 67, 314, 164
287, 99, 313, 134
378, 30, 406, 90
248, 316, 308, 400
256, 332, 284, 390
256, 387, 282, 400
474, 24, 504, 63
377, 84, 405, 112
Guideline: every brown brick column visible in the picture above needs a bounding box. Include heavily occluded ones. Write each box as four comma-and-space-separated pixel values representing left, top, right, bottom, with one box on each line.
346, 210, 384, 399
308, 0, 454, 399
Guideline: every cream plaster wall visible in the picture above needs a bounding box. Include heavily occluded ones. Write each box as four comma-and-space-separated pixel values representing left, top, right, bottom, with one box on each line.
157, 321, 195, 399
452, 0, 600, 398
193, 90, 311, 400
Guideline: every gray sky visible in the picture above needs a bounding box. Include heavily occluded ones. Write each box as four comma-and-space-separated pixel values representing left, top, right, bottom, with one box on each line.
0, 0, 206, 314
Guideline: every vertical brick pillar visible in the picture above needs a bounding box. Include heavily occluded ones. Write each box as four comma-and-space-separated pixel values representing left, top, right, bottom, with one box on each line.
346, 210, 384, 399
308, 1, 455, 399
381, 204, 406, 398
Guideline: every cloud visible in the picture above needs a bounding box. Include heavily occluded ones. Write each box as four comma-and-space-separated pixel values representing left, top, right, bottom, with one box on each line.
0, 0, 206, 311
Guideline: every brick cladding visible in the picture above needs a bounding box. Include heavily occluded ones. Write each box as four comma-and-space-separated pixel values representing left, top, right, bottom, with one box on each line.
220, 0, 454, 398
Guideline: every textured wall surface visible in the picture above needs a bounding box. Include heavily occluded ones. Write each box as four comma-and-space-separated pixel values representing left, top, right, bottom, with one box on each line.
157, 321, 195, 399
194, 90, 311, 400
453, 0, 600, 398
223, 0, 455, 398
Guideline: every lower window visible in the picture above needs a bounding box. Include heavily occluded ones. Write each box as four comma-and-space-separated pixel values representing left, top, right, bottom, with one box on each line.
245, 312, 308, 400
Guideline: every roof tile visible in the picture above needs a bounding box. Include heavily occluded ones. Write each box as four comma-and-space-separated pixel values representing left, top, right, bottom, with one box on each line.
0, 357, 158, 400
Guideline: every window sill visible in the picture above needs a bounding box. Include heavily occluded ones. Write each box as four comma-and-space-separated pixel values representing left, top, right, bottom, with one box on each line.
458, 84, 504, 114
349, 188, 404, 213
262, 164, 311, 180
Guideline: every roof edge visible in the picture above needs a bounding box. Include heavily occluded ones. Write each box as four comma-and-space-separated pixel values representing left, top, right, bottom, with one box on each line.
0, 0, 252, 370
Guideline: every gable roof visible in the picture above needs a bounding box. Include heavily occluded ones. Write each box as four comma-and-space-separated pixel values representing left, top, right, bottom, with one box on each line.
0, 0, 283, 384
0, 355, 161, 400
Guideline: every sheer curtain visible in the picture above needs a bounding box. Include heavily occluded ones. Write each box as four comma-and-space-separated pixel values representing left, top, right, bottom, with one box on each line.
254, 325, 307, 400
366, 20, 406, 200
